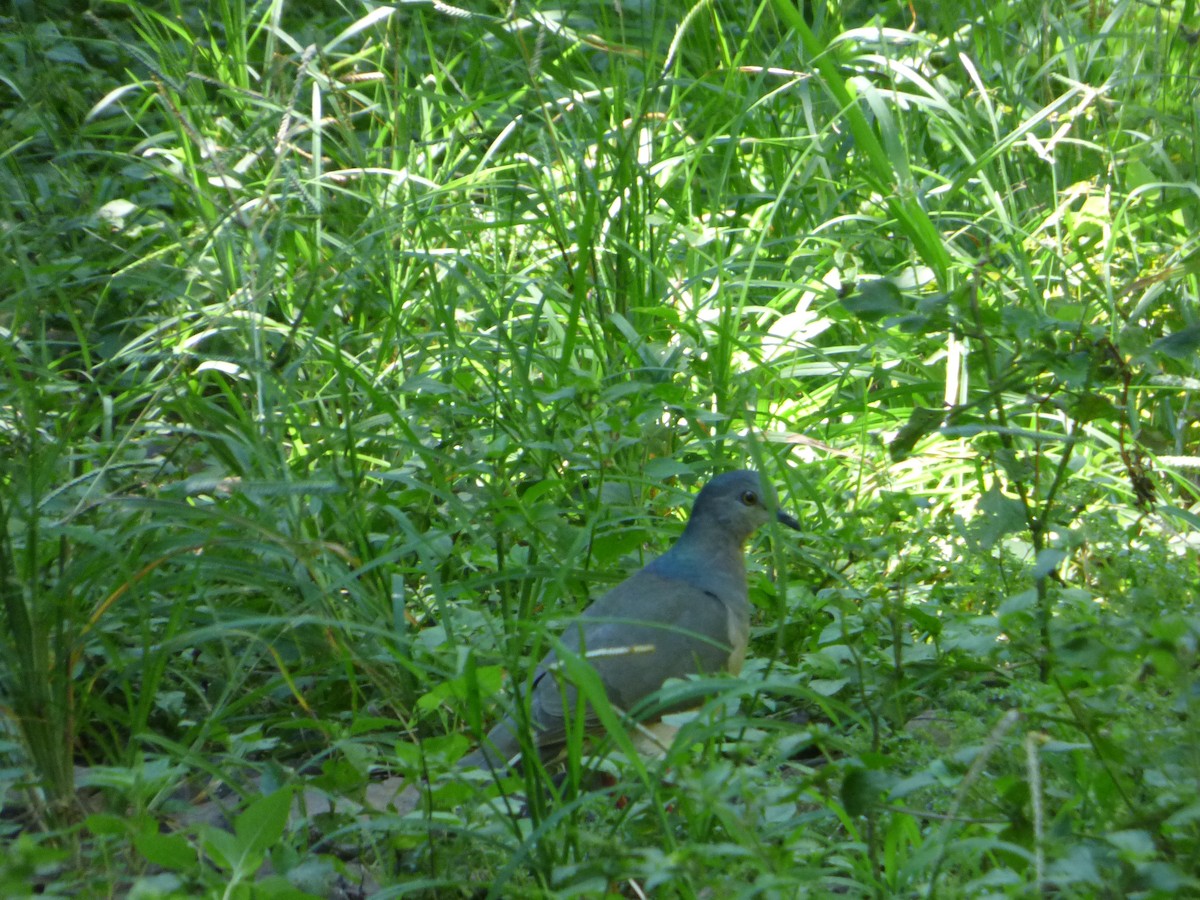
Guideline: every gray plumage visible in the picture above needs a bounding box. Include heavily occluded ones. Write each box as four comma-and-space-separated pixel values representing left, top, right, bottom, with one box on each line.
462, 470, 800, 771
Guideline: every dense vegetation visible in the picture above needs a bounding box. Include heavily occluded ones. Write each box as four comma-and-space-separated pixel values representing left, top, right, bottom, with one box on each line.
2, 0, 1198, 896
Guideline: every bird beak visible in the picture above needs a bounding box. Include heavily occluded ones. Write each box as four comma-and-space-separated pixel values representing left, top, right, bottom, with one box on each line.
776, 510, 801, 531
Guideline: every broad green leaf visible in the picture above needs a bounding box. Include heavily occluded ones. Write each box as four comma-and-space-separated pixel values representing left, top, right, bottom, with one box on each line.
1151, 324, 1200, 360
973, 486, 1027, 549
1032, 549, 1067, 579
134, 831, 197, 872
198, 824, 243, 874
234, 787, 293, 855
841, 765, 892, 817
840, 279, 905, 322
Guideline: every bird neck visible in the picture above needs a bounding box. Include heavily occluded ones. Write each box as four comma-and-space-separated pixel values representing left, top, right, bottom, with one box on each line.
649, 522, 748, 604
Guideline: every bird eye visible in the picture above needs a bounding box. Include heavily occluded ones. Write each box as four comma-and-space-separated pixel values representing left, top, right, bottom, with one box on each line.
740, 490, 759, 506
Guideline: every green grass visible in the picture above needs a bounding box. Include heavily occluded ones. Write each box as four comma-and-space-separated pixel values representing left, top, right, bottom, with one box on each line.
1, 0, 1199, 896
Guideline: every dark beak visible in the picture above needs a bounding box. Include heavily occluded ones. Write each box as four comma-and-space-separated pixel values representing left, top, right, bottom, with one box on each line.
776, 510, 801, 531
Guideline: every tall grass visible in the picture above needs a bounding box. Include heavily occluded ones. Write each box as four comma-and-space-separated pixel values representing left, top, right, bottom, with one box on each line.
1, 0, 1197, 895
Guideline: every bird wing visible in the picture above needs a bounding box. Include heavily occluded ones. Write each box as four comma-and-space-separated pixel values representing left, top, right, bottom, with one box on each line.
525, 570, 745, 756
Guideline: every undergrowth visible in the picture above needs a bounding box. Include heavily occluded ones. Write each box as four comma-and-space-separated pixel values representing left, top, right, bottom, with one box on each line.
1, 0, 1198, 897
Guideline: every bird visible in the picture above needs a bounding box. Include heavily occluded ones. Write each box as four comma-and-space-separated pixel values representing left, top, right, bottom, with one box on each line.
461, 469, 800, 772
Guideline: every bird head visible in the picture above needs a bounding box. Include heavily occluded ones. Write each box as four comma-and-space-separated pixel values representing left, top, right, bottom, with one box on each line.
685, 469, 801, 546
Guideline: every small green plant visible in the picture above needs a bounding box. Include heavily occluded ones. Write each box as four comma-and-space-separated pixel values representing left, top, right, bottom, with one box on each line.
1, 0, 1196, 895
